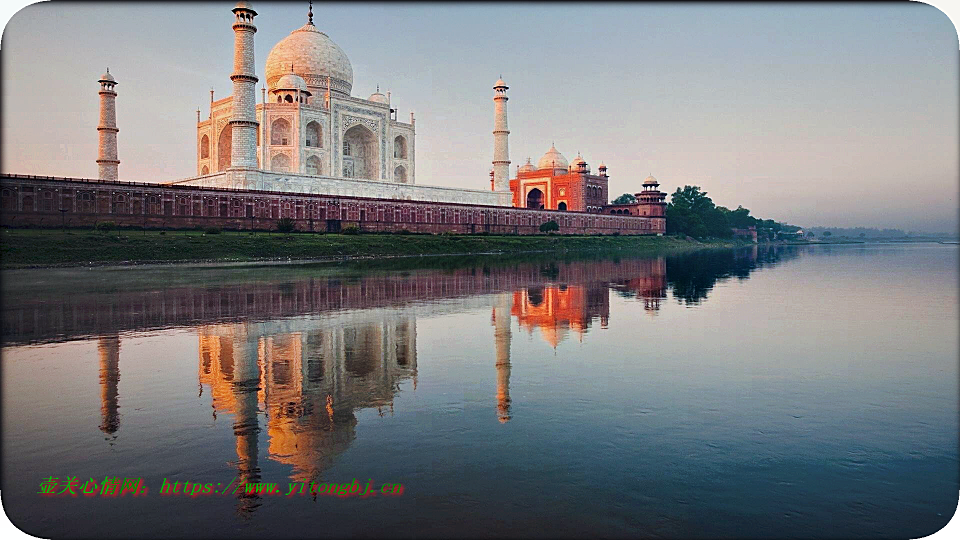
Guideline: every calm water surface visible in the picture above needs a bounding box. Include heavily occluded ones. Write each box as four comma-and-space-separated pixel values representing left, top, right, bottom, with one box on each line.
2, 244, 957, 538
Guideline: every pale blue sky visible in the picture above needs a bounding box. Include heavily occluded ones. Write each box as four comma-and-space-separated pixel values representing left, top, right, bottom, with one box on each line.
2, 2, 957, 232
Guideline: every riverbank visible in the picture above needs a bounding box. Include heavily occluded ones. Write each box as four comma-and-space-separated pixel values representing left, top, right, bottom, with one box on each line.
0, 228, 745, 269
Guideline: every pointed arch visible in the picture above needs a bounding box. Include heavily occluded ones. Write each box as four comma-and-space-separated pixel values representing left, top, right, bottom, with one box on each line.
271, 118, 291, 146
271, 153, 291, 172
200, 134, 210, 159
394, 165, 407, 183
305, 121, 322, 148
217, 127, 232, 171
394, 135, 408, 159
342, 124, 378, 180
306, 155, 323, 175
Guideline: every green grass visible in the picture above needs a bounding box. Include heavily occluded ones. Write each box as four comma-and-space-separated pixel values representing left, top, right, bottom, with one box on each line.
0, 228, 740, 269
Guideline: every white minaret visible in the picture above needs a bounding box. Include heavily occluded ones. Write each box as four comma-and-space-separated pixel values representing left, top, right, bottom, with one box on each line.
492, 77, 510, 192
96, 69, 119, 180
229, 2, 259, 170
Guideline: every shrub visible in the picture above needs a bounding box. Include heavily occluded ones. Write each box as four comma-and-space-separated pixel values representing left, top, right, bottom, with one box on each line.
276, 218, 295, 233
396, 229, 411, 235
204, 227, 221, 235
95, 221, 116, 234
342, 226, 361, 235
539, 220, 559, 233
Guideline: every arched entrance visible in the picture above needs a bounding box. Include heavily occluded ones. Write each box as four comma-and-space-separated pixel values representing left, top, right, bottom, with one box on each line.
342, 124, 378, 180
526, 188, 544, 209
306, 155, 323, 175
217, 127, 232, 171
394, 165, 407, 183
557, 202, 567, 211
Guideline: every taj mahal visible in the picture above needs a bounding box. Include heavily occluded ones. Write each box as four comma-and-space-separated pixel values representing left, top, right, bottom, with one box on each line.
167, 1, 513, 207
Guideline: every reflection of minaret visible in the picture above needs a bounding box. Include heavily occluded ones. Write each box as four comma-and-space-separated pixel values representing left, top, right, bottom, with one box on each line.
233, 329, 262, 515
492, 293, 512, 423
98, 335, 121, 436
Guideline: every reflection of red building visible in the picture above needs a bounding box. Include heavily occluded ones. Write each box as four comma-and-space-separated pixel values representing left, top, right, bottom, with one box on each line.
511, 285, 609, 347
610, 258, 668, 314
509, 146, 609, 213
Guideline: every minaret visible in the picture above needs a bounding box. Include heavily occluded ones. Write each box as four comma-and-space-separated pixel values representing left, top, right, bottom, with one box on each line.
492, 77, 510, 192
229, 2, 259, 170
96, 69, 119, 180
493, 293, 512, 423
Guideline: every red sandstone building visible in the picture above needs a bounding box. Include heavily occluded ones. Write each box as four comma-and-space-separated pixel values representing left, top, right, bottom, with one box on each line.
506, 145, 667, 225
602, 175, 668, 218
509, 146, 610, 213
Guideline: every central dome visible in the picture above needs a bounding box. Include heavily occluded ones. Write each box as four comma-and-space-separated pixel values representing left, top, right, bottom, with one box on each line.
265, 23, 353, 98
537, 145, 568, 171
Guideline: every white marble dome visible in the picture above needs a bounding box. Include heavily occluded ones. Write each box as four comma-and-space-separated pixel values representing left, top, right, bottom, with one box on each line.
537, 145, 568, 171
643, 175, 659, 185
265, 23, 353, 97
368, 91, 388, 104
275, 73, 309, 93
99, 70, 115, 83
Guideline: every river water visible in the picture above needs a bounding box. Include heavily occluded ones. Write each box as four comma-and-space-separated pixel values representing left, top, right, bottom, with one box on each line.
2, 243, 957, 538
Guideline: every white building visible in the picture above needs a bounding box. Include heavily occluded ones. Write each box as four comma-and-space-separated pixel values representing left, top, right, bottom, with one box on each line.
177, 2, 511, 207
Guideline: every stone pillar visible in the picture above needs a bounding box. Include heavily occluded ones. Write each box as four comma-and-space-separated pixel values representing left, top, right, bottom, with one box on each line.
493, 293, 512, 423
229, 2, 259, 170
97, 70, 120, 180
492, 78, 510, 192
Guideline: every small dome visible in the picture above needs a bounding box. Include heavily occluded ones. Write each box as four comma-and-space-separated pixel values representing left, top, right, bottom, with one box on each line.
598, 162, 607, 169
518, 157, 536, 174
537, 145, 568, 171
368, 91, 388, 104
494, 77, 507, 88
99, 70, 115, 83
570, 153, 589, 172
643, 175, 658, 185
275, 72, 310, 94
233, 1, 256, 14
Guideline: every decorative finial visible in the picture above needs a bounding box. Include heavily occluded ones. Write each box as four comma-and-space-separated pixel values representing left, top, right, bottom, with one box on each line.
308, 0, 314, 25
106, 67, 110, 73
376, 84, 379, 92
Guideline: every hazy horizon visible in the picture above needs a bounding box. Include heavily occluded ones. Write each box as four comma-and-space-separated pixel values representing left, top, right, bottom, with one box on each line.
2, 2, 957, 233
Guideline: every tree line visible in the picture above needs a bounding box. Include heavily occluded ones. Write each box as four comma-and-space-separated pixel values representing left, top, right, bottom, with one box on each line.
615, 185, 801, 241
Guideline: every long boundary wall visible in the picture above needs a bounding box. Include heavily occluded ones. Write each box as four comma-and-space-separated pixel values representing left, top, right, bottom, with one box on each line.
0, 174, 665, 235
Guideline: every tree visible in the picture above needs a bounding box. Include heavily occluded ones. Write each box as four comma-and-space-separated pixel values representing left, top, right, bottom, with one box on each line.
539, 220, 559, 233
612, 193, 636, 205
276, 218, 295, 234
823, 231, 832, 238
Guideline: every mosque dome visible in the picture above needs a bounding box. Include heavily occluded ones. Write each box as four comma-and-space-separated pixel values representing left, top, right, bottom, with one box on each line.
570, 153, 589, 173
537, 145, 568, 171
643, 175, 659, 186
518, 157, 537, 174
99, 69, 115, 83
265, 23, 353, 97
275, 72, 309, 93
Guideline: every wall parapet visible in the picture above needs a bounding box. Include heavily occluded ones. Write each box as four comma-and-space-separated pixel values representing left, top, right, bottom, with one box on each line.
1, 173, 665, 236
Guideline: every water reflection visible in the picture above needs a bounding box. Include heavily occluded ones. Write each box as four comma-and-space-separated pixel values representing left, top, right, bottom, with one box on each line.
3, 246, 805, 516
97, 335, 121, 438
